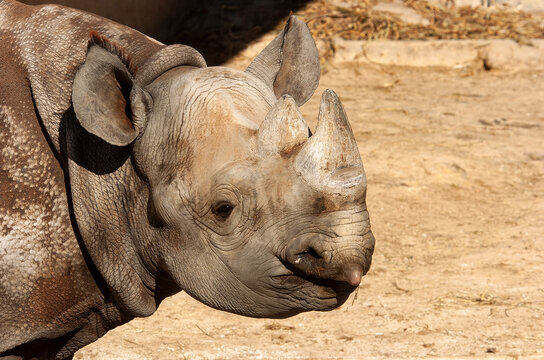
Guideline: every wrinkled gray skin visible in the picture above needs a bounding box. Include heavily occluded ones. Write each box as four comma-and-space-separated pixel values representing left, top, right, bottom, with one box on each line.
0, 0, 375, 358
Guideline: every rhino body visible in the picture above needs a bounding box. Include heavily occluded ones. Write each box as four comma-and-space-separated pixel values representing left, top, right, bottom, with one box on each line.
0, 1, 375, 358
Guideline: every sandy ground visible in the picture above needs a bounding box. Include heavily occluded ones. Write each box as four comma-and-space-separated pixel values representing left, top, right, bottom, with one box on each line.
75, 60, 544, 359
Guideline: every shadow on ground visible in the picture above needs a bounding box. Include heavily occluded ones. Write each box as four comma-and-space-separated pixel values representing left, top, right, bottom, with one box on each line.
22, 0, 310, 65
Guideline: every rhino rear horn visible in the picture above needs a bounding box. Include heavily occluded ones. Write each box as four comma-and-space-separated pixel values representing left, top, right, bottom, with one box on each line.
246, 15, 320, 106
257, 95, 308, 156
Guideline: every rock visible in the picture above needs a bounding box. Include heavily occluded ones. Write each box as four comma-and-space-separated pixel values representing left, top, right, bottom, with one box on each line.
481, 39, 544, 70
331, 38, 544, 70
372, 0, 430, 25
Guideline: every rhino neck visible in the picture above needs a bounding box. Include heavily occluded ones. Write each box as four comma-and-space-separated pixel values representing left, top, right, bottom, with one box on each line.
63, 109, 166, 318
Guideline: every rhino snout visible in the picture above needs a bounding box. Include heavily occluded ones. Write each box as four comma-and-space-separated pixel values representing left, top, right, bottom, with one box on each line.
283, 231, 374, 288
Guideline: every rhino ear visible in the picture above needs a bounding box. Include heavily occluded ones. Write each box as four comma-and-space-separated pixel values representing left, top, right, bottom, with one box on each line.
72, 37, 145, 146
246, 15, 320, 106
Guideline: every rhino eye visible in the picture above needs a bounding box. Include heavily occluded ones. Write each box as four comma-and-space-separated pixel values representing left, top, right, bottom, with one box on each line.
212, 202, 234, 220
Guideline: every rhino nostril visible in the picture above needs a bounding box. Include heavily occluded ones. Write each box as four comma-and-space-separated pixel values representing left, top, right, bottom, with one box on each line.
297, 247, 323, 260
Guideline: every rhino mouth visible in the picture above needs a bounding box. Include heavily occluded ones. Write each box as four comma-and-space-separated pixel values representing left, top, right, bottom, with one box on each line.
270, 272, 357, 301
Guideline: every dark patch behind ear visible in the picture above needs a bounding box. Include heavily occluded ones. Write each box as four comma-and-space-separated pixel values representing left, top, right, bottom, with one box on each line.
60, 106, 131, 175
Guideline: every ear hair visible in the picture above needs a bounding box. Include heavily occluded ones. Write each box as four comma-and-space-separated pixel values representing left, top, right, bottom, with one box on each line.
88, 30, 135, 75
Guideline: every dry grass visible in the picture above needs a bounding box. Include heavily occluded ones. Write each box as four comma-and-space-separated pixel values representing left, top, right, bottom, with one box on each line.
300, 0, 544, 43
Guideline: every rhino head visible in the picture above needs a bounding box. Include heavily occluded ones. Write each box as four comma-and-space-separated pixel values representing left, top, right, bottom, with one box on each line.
70, 16, 374, 318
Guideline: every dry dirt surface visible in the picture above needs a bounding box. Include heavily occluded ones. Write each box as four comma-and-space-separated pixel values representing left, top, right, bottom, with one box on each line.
75, 61, 544, 359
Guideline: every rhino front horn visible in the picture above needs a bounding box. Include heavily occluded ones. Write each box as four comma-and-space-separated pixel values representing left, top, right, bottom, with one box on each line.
257, 95, 309, 156
295, 89, 365, 191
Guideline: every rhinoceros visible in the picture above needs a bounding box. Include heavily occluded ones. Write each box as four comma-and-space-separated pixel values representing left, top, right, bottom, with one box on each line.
0, 0, 375, 358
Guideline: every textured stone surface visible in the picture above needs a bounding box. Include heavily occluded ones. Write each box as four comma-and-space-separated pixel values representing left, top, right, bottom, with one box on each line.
331, 38, 544, 70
